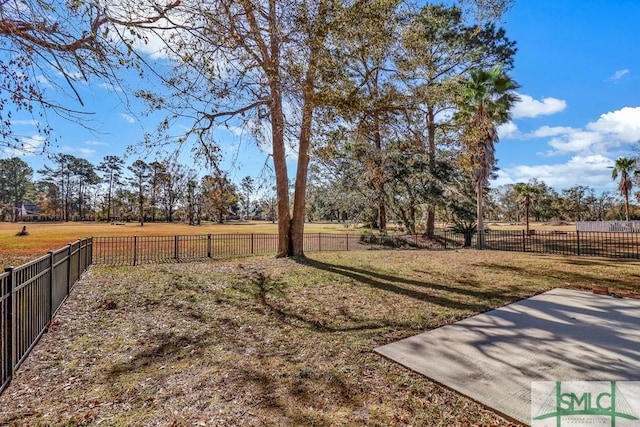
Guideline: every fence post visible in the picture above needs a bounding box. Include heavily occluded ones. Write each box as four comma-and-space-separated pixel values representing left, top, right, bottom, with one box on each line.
207, 234, 212, 258
87, 237, 93, 266
133, 236, 138, 266
576, 231, 581, 256
82, 238, 87, 271
346, 234, 349, 251
76, 241, 81, 282
79, 239, 84, 273
522, 230, 526, 253
5, 267, 14, 381
318, 233, 322, 252
174, 235, 179, 260
251, 234, 254, 255
48, 251, 54, 321
66, 244, 72, 295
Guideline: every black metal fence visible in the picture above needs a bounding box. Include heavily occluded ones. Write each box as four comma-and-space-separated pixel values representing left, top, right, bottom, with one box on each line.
1, 238, 92, 394
91, 231, 640, 265
92, 233, 364, 265
425, 229, 640, 259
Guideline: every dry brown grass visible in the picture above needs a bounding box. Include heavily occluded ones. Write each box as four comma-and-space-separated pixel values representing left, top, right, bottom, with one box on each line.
0, 221, 357, 268
0, 220, 573, 268
1, 250, 638, 426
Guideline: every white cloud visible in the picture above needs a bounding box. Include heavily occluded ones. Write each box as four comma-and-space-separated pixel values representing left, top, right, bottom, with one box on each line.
35, 75, 52, 88
12, 119, 38, 126
121, 113, 136, 124
511, 94, 567, 119
78, 148, 97, 156
527, 125, 576, 138
131, 30, 175, 60
227, 125, 246, 137
545, 130, 604, 156
495, 105, 640, 192
586, 106, 640, 143
2, 134, 46, 156
609, 69, 630, 81
18, 135, 45, 153
494, 154, 614, 190
497, 121, 518, 139
517, 106, 640, 157
85, 140, 108, 146
98, 82, 124, 93
57, 146, 96, 157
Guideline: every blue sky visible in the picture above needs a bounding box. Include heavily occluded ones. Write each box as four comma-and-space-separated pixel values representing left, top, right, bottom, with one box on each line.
4, 0, 640, 193
496, 0, 640, 192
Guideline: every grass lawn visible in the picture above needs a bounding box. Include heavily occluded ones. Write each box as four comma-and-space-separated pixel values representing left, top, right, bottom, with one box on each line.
0, 221, 357, 268
1, 250, 638, 426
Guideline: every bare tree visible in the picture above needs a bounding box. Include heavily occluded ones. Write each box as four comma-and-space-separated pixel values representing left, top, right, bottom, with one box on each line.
0, 0, 180, 149
128, 159, 150, 226
134, 0, 363, 257
98, 155, 124, 221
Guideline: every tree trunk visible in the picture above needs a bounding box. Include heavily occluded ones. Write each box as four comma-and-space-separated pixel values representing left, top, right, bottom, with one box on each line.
106, 178, 112, 221
139, 195, 144, 227
288, 5, 326, 257
290, 95, 314, 258
270, 81, 291, 257
625, 189, 630, 221
410, 202, 416, 235
378, 198, 387, 233
425, 105, 436, 238
373, 115, 386, 233
78, 184, 83, 221
476, 183, 485, 249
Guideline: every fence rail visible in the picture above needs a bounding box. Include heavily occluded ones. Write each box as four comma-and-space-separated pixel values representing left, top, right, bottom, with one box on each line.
1, 238, 92, 394
92, 231, 640, 265
424, 229, 640, 259
92, 233, 363, 265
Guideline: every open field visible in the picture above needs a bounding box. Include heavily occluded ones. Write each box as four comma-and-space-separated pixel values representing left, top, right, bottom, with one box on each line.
0, 221, 357, 268
0, 220, 574, 268
1, 250, 638, 426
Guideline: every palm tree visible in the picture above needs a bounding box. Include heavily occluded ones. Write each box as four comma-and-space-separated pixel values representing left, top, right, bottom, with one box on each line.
456, 67, 518, 248
514, 183, 543, 234
611, 157, 637, 221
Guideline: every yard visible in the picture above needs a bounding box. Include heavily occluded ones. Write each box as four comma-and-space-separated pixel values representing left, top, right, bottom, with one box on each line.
1, 250, 638, 426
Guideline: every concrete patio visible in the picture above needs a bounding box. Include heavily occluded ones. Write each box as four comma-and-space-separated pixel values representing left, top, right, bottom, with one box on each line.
375, 288, 640, 425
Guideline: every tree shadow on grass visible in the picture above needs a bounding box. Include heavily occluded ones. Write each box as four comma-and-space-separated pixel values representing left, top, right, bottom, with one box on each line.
242, 269, 405, 333
475, 260, 639, 291
296, 257, 524, 313
107, 330, 210, 378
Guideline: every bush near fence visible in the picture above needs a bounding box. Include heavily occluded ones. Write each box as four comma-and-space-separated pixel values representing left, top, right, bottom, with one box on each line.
1, 238, 92, 394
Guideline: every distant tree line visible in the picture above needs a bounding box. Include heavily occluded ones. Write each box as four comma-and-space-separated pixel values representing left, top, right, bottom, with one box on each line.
0, 156, 272, 224
305, 173, 638, 233
2, 151, 636, 230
